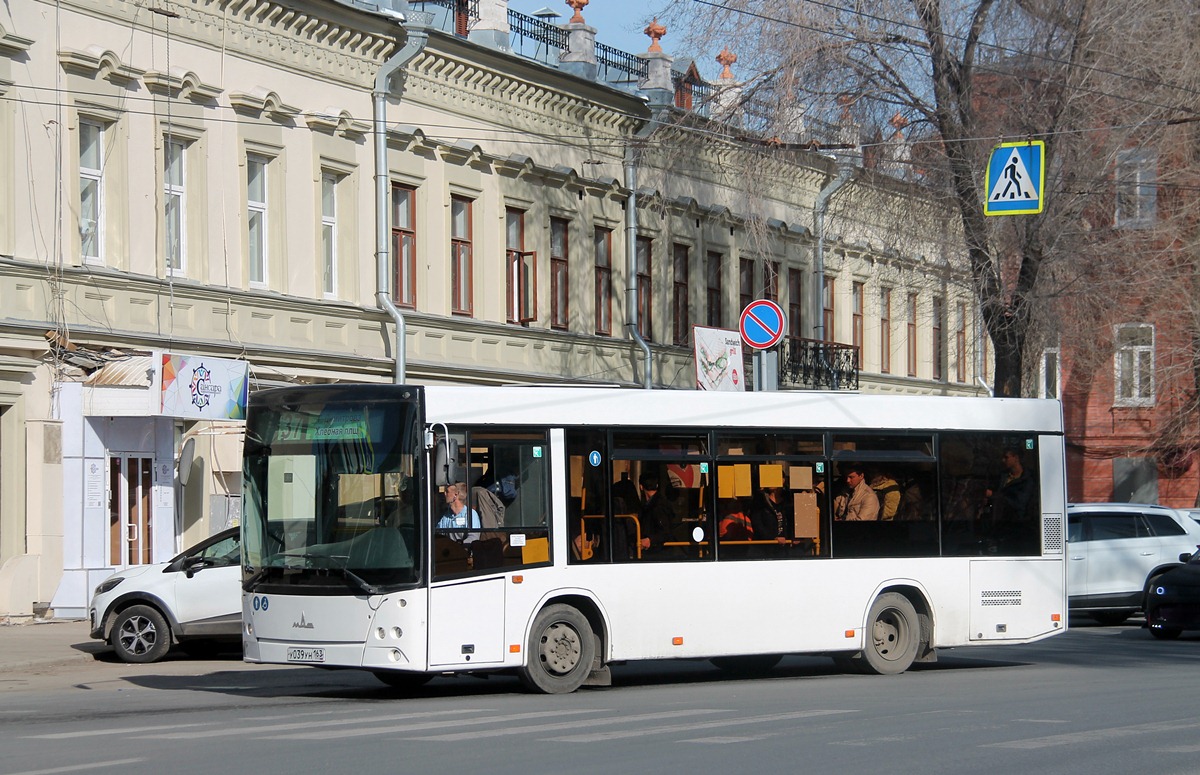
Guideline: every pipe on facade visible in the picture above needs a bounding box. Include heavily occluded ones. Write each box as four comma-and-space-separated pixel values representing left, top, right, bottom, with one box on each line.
374, 16, 430, 384
623, 139, 653, 388
812, 158, 854, 344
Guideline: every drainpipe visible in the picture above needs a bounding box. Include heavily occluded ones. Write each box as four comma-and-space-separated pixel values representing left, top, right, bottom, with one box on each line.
624, 134, 654, 388
812, 157, 853, 344
375, 13, 430, 384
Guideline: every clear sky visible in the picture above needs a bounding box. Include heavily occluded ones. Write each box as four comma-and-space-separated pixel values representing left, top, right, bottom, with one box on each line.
507, 0, 672, 59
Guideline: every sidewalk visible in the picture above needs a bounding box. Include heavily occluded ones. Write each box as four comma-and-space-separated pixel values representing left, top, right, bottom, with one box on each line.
0, 617, 100, 672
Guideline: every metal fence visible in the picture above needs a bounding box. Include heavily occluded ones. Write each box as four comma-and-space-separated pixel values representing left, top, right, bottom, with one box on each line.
779, 337, 860, 390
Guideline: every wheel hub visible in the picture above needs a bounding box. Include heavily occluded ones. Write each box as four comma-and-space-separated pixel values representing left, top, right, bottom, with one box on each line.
539, 622, 582, 675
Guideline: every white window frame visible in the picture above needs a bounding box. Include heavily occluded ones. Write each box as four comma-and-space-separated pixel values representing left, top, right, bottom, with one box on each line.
1114, 323, 1154, 407
321, 172, 338, 298
247, 154, 269, 287
79, 119, 105, 264
1115, 149, 1157, 229
164, 137, 187, 275
1039, 347, 1061, 399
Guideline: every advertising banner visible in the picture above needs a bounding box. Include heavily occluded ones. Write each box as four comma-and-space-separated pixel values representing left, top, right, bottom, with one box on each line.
694, 326, 743, 391
159, 352, 249, 420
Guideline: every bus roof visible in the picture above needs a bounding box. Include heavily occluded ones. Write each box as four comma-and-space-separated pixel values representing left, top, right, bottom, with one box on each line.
421, 386, 1063, 435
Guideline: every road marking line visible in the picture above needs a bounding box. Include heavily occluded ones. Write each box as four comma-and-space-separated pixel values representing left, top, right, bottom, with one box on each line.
985, 719, 1200, 749
266, 709, 608, 741
546, 709, 857, 743
141, 708, 498, 740
6, 758, 143, 775
27, 723, 214, 739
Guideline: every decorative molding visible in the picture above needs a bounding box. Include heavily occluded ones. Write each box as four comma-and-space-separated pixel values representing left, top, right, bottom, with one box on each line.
143, 70, 223, 103
305, 108, 370, 139
229, 89, 301, 122
58, 47, 145, 85
0, 25, 34, 57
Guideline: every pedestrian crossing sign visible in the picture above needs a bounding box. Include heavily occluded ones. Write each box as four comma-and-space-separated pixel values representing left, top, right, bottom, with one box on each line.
984, 140, 1045, 216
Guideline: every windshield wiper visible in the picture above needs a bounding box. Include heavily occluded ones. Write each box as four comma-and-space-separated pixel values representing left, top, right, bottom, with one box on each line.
287, 553, 383, 596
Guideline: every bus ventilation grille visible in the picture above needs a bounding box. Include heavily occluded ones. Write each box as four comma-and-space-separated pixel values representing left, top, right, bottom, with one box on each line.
1042, 513, 1064, 554
981, 590, 1022, 607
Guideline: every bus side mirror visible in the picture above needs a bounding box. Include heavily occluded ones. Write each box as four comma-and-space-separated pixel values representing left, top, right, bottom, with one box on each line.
435, 438, 460, 487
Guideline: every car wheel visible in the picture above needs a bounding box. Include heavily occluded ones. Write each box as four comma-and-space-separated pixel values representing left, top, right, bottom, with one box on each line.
710, 654, 782, 675
1148, 623, 1182, 640
518, 604, 596, 694
373, 671, 433, 692
110, 605, 171, 663
1088, 611, 1131, 626
854, 592, 921, 675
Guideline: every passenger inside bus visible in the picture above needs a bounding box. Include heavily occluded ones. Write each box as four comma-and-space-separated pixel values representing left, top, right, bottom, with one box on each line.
637, 471, 676, 557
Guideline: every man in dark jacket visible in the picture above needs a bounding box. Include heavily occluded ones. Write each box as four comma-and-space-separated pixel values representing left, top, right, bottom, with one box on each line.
637, 472, 676, 556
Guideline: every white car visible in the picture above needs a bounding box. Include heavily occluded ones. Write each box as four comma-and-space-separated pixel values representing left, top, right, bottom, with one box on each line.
1066, 504, 1200, 625
89, 528, 242, 663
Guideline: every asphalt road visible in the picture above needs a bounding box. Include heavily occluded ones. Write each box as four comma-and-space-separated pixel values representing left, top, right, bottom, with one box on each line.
2, 621, 1198, 775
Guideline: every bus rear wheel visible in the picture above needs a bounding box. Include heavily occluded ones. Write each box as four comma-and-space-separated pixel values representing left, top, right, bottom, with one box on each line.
519, 604, 596, 694
856, 592, 920, 675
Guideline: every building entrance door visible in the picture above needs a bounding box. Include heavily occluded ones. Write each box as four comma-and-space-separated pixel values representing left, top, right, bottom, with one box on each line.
109, 456, 153, 566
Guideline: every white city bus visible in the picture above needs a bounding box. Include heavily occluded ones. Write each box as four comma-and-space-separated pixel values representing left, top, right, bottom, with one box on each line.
241, 384, 1067, 693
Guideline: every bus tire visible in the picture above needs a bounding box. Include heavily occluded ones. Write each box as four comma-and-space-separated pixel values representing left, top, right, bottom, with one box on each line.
519, 604, 596, 694
856, 592, 920, 675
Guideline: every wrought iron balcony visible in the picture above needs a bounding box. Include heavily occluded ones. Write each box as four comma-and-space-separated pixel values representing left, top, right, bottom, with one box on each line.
779, 336, 859, 390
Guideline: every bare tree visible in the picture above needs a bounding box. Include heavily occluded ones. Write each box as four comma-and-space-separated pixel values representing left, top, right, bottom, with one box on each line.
662, 0, 1200, 401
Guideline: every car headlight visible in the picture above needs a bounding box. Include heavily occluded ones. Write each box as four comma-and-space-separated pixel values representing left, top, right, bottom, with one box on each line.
94, 576, 125, 595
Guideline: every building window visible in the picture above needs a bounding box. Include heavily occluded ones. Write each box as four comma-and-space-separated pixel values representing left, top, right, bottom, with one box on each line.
163, 138, 186, 274
1114, 323, 1154, 406
852, 281, 864, 357
822, 277, 835, 342
505, 208, 536, 324
764, 260, 780, 303
1115, 149, 1157, 229
706, 251, 723, 328
247, 154, 268, 286
550, 217, 569, 330
739, 258, 754, 313
673, 243, 690, 345
391, 184, 417, 308
956, 302, 968, 383
321, 173, 338, 298
636, 236, 653, 341
932, 296, 945, 381
594, 227, 612, 335
451, 196, 473, 316
79, 119, 104, 263
1040, 347, 1060, 399
907, 293, 918, 377
880, 288, 892, 374
788, 268, 803, 339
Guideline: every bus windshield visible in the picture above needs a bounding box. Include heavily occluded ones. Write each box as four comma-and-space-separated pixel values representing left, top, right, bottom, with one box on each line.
241, 387, 423, 594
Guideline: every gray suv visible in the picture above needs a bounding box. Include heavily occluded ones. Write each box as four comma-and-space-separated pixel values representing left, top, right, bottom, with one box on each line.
1067, 503, 1200, 625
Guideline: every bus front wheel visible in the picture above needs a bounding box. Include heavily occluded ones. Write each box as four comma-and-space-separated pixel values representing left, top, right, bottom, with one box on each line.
856, 592, 920, 675
519, 604, 596, 694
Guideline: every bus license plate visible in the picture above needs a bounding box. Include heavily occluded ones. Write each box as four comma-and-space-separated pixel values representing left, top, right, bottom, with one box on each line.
286, 647, 325, 664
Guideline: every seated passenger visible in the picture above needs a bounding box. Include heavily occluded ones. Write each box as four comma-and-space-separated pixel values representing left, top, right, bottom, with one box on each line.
833, 465, 880, 521
718, 498, 754, 541
869, 471, 902, 521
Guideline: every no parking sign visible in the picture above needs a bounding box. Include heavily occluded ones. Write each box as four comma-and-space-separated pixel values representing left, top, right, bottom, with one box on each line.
739, 300, 786, 350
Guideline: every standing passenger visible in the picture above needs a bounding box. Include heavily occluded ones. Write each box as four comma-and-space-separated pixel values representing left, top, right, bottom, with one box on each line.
637, 472, 675, 555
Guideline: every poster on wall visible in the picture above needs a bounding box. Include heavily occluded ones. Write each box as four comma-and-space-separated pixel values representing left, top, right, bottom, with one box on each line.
158, 352, 250, 420
693, 326, 744, 391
